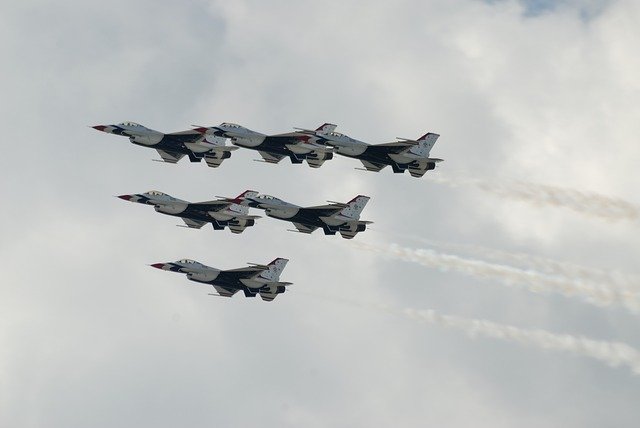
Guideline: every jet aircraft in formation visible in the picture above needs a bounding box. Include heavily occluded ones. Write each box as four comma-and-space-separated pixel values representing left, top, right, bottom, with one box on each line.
203, 122, 336, 168
92, 122, 237, 167
117, 190, 371, 239
242, 194, 371, 239
94, 121, 442, 177
96, 119, 443, 302
298, 126, 443, 177
151, 258, 291, 301
117, 190, 260, 233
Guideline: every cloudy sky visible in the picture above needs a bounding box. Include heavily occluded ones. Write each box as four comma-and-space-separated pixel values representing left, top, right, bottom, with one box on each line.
2, 0, 639, 426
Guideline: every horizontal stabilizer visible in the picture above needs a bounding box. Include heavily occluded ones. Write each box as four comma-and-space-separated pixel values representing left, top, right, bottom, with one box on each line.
258, 151, 285, 164
181, 218, 207, 229
156, 149, 185, 164
325, 201, 349, 208
292, 127, 317, 135
246, 263, 270, 270
395, 137, 420, 145
212, 285, 238, 297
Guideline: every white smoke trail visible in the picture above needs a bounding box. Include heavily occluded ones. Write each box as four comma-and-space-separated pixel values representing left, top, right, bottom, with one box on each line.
403, 307, 640, 375
429, 174, 640, 223
300, 291, 640, 375
404, 236, 640, 293
353, 241, 640, 313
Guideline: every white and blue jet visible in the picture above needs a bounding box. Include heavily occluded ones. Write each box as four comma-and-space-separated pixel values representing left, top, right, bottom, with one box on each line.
242, 193, 372, 239
93, 121, 238, 167
296, 126, 443, 177
118, 190, 261, 234
205, 122, 337, 168
151, 258, 291, 301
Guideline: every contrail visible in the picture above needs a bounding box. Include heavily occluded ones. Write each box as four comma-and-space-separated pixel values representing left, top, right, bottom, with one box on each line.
404, 236, 640, 293
300, 291, 640, 375
403, 307, 640, 375
429, 174, 640, 223
353, 241, 640, 313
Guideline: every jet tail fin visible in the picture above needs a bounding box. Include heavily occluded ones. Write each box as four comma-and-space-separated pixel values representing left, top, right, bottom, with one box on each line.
228, 190, 259, 204
315, 123, 337, 133
259, 258, 289, 281
412, 132, 440, 156
339, 195, 370, 220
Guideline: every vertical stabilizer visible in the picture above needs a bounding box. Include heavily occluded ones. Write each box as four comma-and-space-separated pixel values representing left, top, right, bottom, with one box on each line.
410, 132, 440, 156
260, 258, 289, 281
315, 123, 337, 133
339, 195, 370, 220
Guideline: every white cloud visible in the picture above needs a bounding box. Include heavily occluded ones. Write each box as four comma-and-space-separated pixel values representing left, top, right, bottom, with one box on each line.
1, 0, 639, 427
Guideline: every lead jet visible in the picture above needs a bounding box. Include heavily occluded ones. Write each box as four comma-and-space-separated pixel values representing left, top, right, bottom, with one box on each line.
204, 122, 337, 168
151, 258, 291, 301
92, 121, 238, 167
118, 190, 260, 234
298, 126, 443, 177
242, 193, 371, 239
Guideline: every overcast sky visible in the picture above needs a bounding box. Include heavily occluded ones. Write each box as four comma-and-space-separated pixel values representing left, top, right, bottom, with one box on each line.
2, 0, 639, 426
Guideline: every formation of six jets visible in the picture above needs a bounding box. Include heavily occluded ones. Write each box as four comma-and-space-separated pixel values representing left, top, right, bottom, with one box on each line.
94, 121, 443, 301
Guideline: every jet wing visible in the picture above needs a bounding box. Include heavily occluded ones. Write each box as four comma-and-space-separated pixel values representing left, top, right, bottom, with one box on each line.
297, 204, 345, 217
165, 129, 205, 143
181, 218, 207, 229
224, 266, 267, 274
364, 142, 414, 156
190, 200, 231, 212
212, 285, 238, 297
156, 149, 186, 164
359, 160, 387, 172
258, 151, 286, 164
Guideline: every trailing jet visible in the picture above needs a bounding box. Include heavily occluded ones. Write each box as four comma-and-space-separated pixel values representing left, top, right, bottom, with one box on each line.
92, 121, 237, 167
151, 258, 291, 301
298, 126, 443, 177
203, 122, 336, 168
242, 193, 371, 239
118, 190, 260, 234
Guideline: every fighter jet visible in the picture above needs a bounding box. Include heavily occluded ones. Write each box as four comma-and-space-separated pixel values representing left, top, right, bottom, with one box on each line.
242, 193, 371, 239
117, 190, 260, 234
151, 258, 291, 301
92, 121, 238, 167
203, 122, 337, 168
298, 126, 443, 177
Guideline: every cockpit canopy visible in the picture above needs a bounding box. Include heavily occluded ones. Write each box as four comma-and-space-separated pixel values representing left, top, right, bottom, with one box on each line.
118, 121, 142, 127
220, 122, 241, 129
146, 190, 166, 196
256, 194, 281, 202
178, 259, 198, 264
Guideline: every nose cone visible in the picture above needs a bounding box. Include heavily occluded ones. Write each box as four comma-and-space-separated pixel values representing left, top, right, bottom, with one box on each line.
117, 194, 132, 201
150, 263, 166, 270
92, 125, 107, 132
